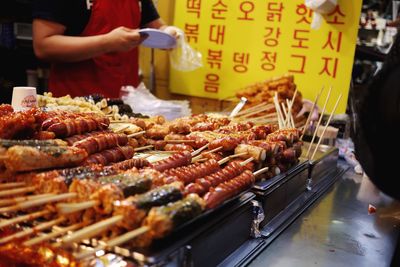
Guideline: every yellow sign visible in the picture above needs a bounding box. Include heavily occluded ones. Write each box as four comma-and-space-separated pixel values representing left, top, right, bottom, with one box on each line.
170, 0, 362, 113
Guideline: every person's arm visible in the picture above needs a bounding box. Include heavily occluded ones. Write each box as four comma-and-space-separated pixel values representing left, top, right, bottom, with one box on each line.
33, 19, 146, 63
145, 18, 179, 38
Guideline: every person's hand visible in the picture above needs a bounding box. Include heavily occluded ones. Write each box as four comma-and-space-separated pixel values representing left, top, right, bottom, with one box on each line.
104, 26, 148, 53
296, 99, 319, 121
161, 26, 181, 40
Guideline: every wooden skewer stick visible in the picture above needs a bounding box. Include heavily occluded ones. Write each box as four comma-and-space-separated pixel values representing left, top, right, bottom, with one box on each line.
239, 157, 255, 166
0, 155, 8, 161
0, 193, 54, 207
0, 210, 51, 229
24, 222, 86, 246
0, 182, 26, 190
57, 200, 97, 214
191, 146, 223, 162
0, 193, 76, 213
273, 93, 284, 129
165, 140, 196, 144
128, 131, 146, 138
305, 86, 332, 158
280, 102, 289, 128
254, 167, 270, 177
234, 102, 269, 117
286, 99, 295, 128
0, 217, 66, 245
284, 89, 298, 127
0, 186, 36, 197
300, 87, 324, 140
74, 226, 150, 260
245, 112, 277, 121
142, 150, 176, 155
134, 145, 153, 152
191, 143, 209, 157
60, 215, 123, 246
114, 125, 130, 133
235, 105, 275, 119
110, 120, 131, 123
217, 152, 249, 165
311, 94, 342, 161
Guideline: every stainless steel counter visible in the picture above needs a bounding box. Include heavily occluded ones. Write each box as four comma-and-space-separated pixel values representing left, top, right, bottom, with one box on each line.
249, 161, 400, 267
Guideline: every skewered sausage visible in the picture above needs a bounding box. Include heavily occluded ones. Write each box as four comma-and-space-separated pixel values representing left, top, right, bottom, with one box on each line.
163, 159, 221, 185
46, 116, 110, 137
73, 132, 128, 154
164, 144, 194, 152
184, 161, 245, 196
83, 146, 134, 166
151, 151, 192, 172
209, 136, 240, 151
204, 170, 255, 209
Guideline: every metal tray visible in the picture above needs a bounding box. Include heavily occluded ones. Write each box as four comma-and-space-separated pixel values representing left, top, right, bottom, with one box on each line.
301, 142, 339, 187
106, 192, 256, 266
251, 161, 309, 227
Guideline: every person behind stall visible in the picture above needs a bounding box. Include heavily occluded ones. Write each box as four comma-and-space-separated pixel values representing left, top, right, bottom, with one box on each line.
354, 31, 400, 266
32, 0, 177, 98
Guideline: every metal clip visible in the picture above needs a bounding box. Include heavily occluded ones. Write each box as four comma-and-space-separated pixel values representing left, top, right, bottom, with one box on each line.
251, 200, 265, 238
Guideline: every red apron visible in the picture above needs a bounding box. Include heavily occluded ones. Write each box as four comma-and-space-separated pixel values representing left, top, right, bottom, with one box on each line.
48, 0, 141, 98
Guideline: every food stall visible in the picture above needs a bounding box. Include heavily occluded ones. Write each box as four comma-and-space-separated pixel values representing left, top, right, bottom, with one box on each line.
1, 1, 399, 266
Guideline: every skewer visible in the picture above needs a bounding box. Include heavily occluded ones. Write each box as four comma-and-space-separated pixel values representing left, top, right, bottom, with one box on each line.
141, 150, 176, 155
133, 145, 153, 152
191, 146, 223, 162
0, 193, 76, 213
283, 88, 298, 127
24, 222, 86, 246
240, 157, 255, 166
0, 193, 54, 207
253, 167, 270, 177
286, 99, 295, 128
128, 131, 146, 138
306, 86, 332, 158
0, 186, 36, 197
165, 140, 196, 144
217, 152, 249, 165
0, 155, 7, 161
114, 125, 130, 133
311, 94, 342, 161
57, 200, 97, 214
300, 87, 324, 140
59, 215, 123, 246
0, 217, 66, 245
273, 93, 284, 129
74, 226, 150, 260
0, 210, 51, 229
191, 143, 209, 157
235, 105, 274, 119
280, 102, 289, 128
110, 120, 131, 123
229, 97, 247, 118
234, 102, 266, 116
0, 182, 26, 190
235, 103, 274, 117
244, 112, 277, 121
